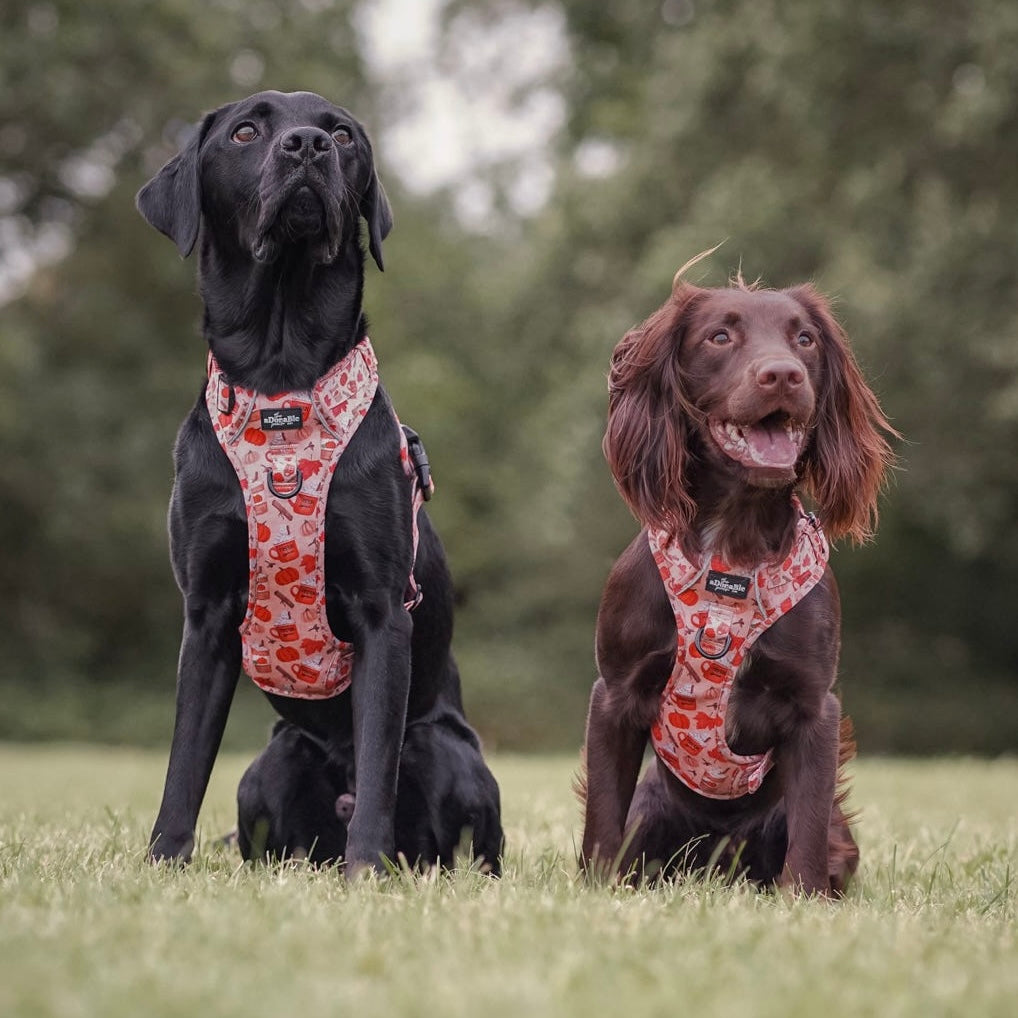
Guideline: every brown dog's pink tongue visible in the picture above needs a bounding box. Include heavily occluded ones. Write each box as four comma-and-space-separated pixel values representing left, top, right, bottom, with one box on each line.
743, 421, 799, 468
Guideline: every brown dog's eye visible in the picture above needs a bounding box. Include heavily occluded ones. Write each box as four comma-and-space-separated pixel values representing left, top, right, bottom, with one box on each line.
332, 127, 353, 146
709, 331, 731, 346
231, 124, 258, 144
796, 331, 815, 348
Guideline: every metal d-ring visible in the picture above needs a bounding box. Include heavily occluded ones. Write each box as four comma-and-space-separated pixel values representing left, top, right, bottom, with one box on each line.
694, 624, 732, 660
266, 468, 303, 499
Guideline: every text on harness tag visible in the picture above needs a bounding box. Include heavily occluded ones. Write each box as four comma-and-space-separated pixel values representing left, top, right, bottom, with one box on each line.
705, 570, 751, 600
260, 407, 304, 431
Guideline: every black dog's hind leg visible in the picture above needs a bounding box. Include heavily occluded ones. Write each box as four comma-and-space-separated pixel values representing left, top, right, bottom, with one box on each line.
149, 599, 242, 862
344, 608, 413, 875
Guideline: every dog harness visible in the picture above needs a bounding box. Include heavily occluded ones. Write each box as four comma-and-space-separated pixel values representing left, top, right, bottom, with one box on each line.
206, 337, 431, 700
648, 502, 829, 799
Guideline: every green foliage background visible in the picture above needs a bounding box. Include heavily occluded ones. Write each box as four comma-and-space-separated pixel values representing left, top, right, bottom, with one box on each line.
1, 0, 1016, 752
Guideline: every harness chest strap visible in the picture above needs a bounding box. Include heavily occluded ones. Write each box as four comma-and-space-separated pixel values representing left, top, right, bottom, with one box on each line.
206, 337, 430, 700
648, 504, 830, 799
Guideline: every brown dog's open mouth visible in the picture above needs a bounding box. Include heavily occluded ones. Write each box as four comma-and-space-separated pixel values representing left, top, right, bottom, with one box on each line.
708, 412, 807, 470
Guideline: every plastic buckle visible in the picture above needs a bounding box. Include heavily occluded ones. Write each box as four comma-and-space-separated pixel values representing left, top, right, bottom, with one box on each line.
216, 382, 235, 415
402, 425, 432, 501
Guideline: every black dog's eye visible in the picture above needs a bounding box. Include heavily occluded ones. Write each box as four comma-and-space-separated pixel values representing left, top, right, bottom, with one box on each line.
331, 127, 353, 146
231, 123, 259, 144
796, 331, 815, 348
708, 330, 731, 346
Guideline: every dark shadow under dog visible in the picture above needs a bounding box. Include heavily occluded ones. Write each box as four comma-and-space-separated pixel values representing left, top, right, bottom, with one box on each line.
237, 703, 503, 875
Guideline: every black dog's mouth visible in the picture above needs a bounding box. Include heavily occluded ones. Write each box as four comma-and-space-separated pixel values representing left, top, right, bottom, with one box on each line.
280, 186, 326, 236
252, 173, 344, 264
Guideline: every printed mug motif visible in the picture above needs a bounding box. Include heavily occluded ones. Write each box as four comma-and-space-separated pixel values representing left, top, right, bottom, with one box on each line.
648, 501, 829, 799
206, 337, 429, 700
269, 541, 299, 563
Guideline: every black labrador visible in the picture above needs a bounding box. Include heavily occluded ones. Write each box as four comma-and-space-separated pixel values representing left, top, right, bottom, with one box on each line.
136, 89, 502, 876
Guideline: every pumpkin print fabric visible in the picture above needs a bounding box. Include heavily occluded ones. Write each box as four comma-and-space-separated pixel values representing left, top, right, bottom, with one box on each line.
647, 503, 830, 799
206, 338, 427, 700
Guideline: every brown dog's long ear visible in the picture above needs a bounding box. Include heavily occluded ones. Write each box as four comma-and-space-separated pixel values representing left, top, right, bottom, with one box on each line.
135, 109, 224, 258
788, 284, 899, 543
359, 170, 392, 272
603, 282, 705, 536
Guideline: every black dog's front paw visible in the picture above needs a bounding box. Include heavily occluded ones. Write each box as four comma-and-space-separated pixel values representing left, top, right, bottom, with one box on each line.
343, 827, 394, 879
148, 828, 195, 864
344, 857, 384, 880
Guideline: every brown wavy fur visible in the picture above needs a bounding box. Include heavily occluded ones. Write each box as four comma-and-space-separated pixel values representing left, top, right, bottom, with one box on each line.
603, 273, 899, 543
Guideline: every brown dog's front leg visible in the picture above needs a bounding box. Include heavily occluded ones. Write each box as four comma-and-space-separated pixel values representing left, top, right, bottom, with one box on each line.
778, 691, 841, 895
150, 608, 241, 862
344, 608, 413, 877
580, 678, 647, 878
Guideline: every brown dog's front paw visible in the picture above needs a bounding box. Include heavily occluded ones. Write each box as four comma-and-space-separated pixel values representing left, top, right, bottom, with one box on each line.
777, 870, 835, 899
579, 846, 623, 885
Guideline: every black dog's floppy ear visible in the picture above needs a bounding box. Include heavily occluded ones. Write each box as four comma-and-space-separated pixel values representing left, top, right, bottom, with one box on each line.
360, 170, 393, 272
136, 109, 223, 258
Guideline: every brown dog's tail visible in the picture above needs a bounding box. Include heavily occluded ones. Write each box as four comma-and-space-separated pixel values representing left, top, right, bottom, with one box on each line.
835, 713, 858, 812
829, 713, 860, 894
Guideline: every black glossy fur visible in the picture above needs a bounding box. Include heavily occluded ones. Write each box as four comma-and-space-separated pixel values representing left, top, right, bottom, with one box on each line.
237, 712, 503, 874
136, 90, 501, 875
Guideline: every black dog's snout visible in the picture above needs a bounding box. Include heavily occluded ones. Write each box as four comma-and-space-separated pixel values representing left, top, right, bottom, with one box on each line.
280, 127, 333, 162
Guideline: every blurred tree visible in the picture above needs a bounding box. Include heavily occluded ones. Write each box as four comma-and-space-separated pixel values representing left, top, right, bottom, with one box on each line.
450, 0, 1018, 751
1, 0, 1016, 753
0, 0, 530, 745
0, 0, 375, 741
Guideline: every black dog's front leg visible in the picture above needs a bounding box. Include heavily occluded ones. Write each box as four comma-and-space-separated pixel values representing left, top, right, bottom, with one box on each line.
149, 602, 241, 862
344, 608, 413, 876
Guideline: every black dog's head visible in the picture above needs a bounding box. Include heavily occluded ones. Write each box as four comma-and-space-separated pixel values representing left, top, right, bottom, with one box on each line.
136, 90, 392, 269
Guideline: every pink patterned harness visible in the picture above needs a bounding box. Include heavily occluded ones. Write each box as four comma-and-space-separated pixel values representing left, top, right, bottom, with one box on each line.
648, 503, 829, 799
206, 337, 430, 700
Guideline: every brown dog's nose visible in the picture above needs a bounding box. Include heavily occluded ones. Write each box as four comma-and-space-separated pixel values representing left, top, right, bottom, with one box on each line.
280, 127, 333, 162
755, 358, 805, 391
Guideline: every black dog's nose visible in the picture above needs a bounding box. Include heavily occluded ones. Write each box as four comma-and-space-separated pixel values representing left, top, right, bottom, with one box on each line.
280, 127, 333, 162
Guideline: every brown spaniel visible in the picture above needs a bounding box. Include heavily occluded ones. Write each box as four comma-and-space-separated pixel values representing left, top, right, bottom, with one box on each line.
579, 264, 897, 894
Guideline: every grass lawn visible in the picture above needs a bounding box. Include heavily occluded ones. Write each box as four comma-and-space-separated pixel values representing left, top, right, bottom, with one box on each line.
0, 745, 1015, 1018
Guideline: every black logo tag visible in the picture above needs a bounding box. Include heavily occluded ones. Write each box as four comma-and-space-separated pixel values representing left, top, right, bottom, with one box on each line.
705, 570, 751, 600
260, 407, 304, 431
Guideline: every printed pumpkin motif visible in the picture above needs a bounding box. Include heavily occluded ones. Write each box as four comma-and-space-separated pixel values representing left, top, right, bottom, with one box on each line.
648, 502, 829, 799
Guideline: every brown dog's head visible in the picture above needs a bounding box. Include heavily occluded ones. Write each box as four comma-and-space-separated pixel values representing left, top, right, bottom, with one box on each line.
603, 269, 897, 543
136, 90, 392, 269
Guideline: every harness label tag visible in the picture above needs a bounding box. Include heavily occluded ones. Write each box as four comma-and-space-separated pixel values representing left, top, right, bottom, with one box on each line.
260, 407, 304, 431
705, 570, 751, 600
